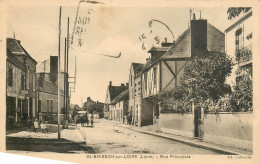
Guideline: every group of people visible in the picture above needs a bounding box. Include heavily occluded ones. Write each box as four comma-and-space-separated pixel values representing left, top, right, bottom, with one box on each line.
27, 119, 49, 133
77, 114, 94, 127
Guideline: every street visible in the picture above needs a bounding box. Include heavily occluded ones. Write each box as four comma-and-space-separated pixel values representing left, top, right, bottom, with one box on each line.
78, 119, 221, 154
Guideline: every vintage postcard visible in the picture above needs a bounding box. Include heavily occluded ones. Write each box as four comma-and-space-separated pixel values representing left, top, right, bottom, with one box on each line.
0, 0, 259, 163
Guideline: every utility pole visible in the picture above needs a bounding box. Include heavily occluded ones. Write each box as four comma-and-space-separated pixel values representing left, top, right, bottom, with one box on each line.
64, 37, 67, 129
66, 17, 70, 128
57, 6, 62, 139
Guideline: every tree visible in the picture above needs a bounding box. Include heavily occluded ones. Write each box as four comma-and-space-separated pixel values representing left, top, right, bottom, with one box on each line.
227, 7, 251, 20
160, 52, 233, 113
231, 67, 252, 112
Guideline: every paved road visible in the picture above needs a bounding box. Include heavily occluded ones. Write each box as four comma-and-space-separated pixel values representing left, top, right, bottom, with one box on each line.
79, 119, 220, 154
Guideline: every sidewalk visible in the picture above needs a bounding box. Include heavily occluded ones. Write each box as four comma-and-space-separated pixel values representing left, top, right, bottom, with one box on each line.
6, 124, 95, 154
106, 119, 252, 155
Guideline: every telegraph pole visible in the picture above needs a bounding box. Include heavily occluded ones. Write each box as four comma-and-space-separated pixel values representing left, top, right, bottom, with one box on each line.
66, 17, 70, 128
57, 6, 62, 139
64, 37, 67, 129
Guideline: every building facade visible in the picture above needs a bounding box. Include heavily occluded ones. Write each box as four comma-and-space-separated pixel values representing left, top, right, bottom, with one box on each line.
7, 38, 37, 123
128, 63, 144, 126
6, 49, 27, 125
103, 81, 127, 120
225, 9, 252, 86
141, 16, 225, 126
110, 90, 129, 123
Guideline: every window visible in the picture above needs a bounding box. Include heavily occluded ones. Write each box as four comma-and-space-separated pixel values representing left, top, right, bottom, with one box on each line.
144, 73, 147, 91
21, 74, 25, 90
235, 28, 243, 50
8, 67, 13, 87
38, 100, 42, 112
33, 74, 35, 91
153, 67, 157, 86
26, 69, 30, 89
50, 100, 53, 113
47, 100, 50, 112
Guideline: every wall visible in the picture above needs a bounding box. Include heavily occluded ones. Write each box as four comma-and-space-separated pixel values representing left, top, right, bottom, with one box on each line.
140, 99, 153, 126
159, 112, 253, 151
203, 113, 252, 151
159, 113, 193, 138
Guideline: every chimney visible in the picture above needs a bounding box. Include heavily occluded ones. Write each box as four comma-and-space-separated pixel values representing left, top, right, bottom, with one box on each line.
39, 73, 45, 88
87, 97, 90, 101
50, 56, 58, 83
193, 13, 196, 20
190, 18, 207, 57
161, 37, 173, 47
126, 83, 129, 89
121, 83, 124, 87
109, 81, 112, 86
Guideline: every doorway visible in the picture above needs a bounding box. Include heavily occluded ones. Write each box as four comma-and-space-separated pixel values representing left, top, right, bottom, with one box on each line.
194, 105, 203, 139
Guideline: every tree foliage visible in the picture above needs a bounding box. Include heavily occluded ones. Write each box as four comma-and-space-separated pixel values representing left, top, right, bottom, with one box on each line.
230, 67, 253, 112
227, 7, 251, 20
159, 52, 233, 113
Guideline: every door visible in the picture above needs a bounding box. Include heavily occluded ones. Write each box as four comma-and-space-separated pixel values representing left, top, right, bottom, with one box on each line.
194, 106, 203, 138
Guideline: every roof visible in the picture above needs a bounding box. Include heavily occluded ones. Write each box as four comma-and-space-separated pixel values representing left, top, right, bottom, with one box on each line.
109, 85, 127, 101
110, 89, 129, 105
7, 38, 37, 64
225, 10, 252, 33
132, 62, 145, 75
7, 49, 26, 71
148, 47, 169, 53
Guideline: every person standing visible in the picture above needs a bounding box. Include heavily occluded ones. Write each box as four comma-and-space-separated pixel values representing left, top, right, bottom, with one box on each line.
34, 119, 39, 133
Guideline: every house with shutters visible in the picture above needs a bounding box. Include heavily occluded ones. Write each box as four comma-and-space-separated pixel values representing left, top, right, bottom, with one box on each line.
140, 15, 225, 126
7, 38, 38, 123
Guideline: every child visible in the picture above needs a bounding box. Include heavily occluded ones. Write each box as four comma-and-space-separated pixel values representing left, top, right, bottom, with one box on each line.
34, 119, 39, 133
40, 121, 45, 133
45, 121, 49, 134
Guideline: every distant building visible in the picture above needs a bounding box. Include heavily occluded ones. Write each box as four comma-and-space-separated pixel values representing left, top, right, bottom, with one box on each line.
110, 89, 129, 123
7, 38, 37, 123
83, 97, 104, 118
225, 8, 252, 86
104, 81, 127, 119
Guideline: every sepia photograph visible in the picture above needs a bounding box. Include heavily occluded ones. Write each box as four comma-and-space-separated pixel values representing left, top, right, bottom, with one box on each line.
0, 0, 259, 163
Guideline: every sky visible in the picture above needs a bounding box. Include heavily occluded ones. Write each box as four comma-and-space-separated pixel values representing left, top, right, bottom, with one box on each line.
7, 2, 232, 106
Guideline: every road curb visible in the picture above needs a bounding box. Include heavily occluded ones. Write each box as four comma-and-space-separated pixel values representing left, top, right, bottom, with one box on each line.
117, 125, 242, 155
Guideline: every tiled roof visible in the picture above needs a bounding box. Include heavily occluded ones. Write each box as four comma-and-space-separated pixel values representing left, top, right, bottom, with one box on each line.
6, 38, 25, 54
6, 49, 26, 71
110, 89, 129, 105
109, 85, 127, 101
7, 38, 37, 64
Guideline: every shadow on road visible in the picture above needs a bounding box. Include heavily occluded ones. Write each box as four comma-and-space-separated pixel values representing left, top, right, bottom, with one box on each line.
6, 136, 95, 154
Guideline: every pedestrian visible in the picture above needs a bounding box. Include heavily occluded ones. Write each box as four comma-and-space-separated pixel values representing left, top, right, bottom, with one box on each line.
34, 119, 39, 133
27, 118, 33, 132
86, 114, 89, 126
90, 113, 94, 127
124, 115, 127, 125
40, 121, 46, 133
45, 121, 49, 133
